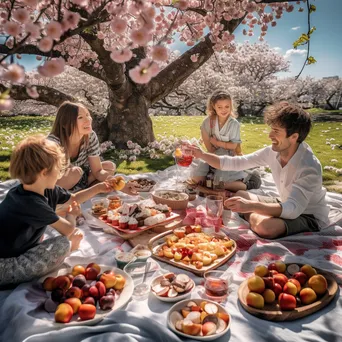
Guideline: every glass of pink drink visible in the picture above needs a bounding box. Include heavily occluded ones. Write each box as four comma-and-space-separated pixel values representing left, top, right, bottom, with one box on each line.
204, 270, 229, 303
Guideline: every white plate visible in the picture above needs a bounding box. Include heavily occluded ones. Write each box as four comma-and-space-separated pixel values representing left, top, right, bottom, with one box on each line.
39, 264, 134, 326
167, 298, 231, 341
150, 275, 195, 303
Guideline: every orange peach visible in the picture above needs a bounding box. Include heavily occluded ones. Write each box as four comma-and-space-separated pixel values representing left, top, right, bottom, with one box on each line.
86, 263, 101, 274
202, 321, 217, 336
71, 265, 86, 277
246, 292, 265, 309
247, 276, 265, 294
89, 285, 99, 299
53, 275, 71, 291
78, 304, 96, 321
65, 286, 82, 299
217, 312, 230, 323
288, 278, 301, 293
55, 303, 73, 323
283, 281, 298, 296
273, 283, 283, 298
300, 264, 317, 279
43, 277, 56, 291
273, 274, 288, 288
278, 293, 296, 310
254, 265, 269, 278
262, 289, 276, 304
292, 272, 308, 286
95, 281, 107, 298
299, 287, 317, 305
85, 267, 99, 281
182, 321, 201, 336
100, 273, 117, 289
64, 298, 82, 314
113, 274, 126, 290
308, 274, 328, 295
83, 297, 96, 306
275, 261, 286, 274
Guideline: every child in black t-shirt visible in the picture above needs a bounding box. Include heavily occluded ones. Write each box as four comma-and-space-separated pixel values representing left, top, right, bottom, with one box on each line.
0, 135, 112, 286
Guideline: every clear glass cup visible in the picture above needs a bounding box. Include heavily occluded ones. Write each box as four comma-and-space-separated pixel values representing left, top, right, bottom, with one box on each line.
91, 198, 109, 215
204, 270, 229, 303
206, 195, 223, 232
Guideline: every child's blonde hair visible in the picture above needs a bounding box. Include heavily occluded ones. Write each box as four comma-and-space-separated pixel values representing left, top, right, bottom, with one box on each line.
206, 90, 237, 118
9, 135, 66, 185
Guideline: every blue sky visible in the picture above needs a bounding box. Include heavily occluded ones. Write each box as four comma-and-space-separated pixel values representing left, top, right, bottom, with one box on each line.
9, 0, 342, 79
172, 0, 342, 79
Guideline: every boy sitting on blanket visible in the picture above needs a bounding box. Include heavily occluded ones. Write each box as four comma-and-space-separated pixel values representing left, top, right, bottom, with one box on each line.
0, 135, 112, 287
187, 102, 330, 239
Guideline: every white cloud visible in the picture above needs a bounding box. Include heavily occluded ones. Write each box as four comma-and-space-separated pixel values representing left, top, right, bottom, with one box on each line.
273, 47, 282, 52
291, 26, 301, 30
284, 49, 306, 59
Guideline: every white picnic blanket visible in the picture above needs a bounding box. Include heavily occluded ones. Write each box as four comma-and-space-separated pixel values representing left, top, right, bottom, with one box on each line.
1, 166, 342, 342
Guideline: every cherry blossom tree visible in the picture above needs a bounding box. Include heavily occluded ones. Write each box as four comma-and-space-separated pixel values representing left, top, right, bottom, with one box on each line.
0, 0, 305, 147
153, 42, 290, 116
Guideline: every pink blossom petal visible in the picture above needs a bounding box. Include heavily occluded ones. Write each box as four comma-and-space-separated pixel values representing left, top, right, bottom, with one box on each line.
38, 58, 65, 77
12, 8, 30, 24
151, 45, 168, 62
2, 64, 25, 83
26, 86, 39, 99
46, 21, 63, 40
39, 37, 53, 52
110, 18, 127, 35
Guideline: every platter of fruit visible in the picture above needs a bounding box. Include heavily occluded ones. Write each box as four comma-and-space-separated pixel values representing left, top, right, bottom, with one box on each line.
150, 272, 195, 302
167, 299, 231, 341
148, 225, 236, 275
238, 261, 338, 321
40, 263, 134, 325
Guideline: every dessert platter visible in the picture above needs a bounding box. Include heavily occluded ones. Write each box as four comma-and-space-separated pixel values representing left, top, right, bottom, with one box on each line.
238, 261, 338, 321
127, 178, 156, 192
148, 225, 236, 275
39, 263, 134, 326
89, 199, 180, 239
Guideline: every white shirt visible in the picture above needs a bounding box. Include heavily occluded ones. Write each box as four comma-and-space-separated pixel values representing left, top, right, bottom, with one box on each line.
220, 142, 330, 228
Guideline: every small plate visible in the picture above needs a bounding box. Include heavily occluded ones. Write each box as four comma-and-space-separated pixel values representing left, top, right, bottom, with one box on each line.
150, 274, 195, 303
39, 264, 134, 326
167, 298, 231, 341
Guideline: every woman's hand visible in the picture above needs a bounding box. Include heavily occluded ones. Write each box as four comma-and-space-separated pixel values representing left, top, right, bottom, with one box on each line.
97, 181, 112, 193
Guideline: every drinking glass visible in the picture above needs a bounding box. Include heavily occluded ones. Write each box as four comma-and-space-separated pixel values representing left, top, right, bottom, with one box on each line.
173, 144, 194, 187
204, 270, 229, 303
206, 195, 223, 232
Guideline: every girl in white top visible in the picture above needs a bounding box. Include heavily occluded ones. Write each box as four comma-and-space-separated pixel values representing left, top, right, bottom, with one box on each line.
191, 91, 260, 192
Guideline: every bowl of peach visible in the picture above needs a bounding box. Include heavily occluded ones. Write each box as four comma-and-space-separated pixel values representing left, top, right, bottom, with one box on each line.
238, 261, 338, 321
40, 263, 134, 326
150, 272, 195, 302
167, 299, 231, 341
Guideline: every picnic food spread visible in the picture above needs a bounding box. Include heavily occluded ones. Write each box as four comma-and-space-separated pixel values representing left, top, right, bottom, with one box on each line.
127, 178, 156, 192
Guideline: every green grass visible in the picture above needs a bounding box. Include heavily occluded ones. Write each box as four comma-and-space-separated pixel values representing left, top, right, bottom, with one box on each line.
307, 108, 342, 115
1, 115, 341, 193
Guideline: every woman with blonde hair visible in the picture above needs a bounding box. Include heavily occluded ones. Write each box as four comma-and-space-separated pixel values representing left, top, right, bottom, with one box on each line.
48, 102, 117, 191
191, 90, 261, 192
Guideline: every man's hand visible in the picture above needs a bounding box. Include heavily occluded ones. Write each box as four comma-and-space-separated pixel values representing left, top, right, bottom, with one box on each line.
209, 136, 219, 148
224, 197, 255, 213
68, 200, 81, 217
185, 144, 204, 159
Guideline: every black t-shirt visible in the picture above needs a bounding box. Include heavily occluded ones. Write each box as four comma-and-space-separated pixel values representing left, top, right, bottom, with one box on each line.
0, 184, 71, 258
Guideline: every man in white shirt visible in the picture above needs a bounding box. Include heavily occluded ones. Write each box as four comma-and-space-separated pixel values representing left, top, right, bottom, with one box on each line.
188, 102, 330, 239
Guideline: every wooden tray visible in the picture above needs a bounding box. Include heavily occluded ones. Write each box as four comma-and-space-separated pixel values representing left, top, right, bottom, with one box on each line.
238, 265, 338, 321
148, 229, 236, 276
87, 210, 179, 240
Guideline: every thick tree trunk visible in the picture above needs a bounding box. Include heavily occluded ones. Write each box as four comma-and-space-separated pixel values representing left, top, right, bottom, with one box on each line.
104, 88, 154, 148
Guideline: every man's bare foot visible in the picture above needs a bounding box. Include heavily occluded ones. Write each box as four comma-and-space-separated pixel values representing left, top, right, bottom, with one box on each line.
69, 228, 84, 251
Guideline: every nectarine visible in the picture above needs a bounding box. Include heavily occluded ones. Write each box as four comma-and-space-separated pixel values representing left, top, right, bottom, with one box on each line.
247, 276, 265, 294
246, 292, 264, 309
300, 264, 317, 278
299, 287, 317, 304
308, 274, 328, 295
55, 303, 73, 323
78, 304, 96, 321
